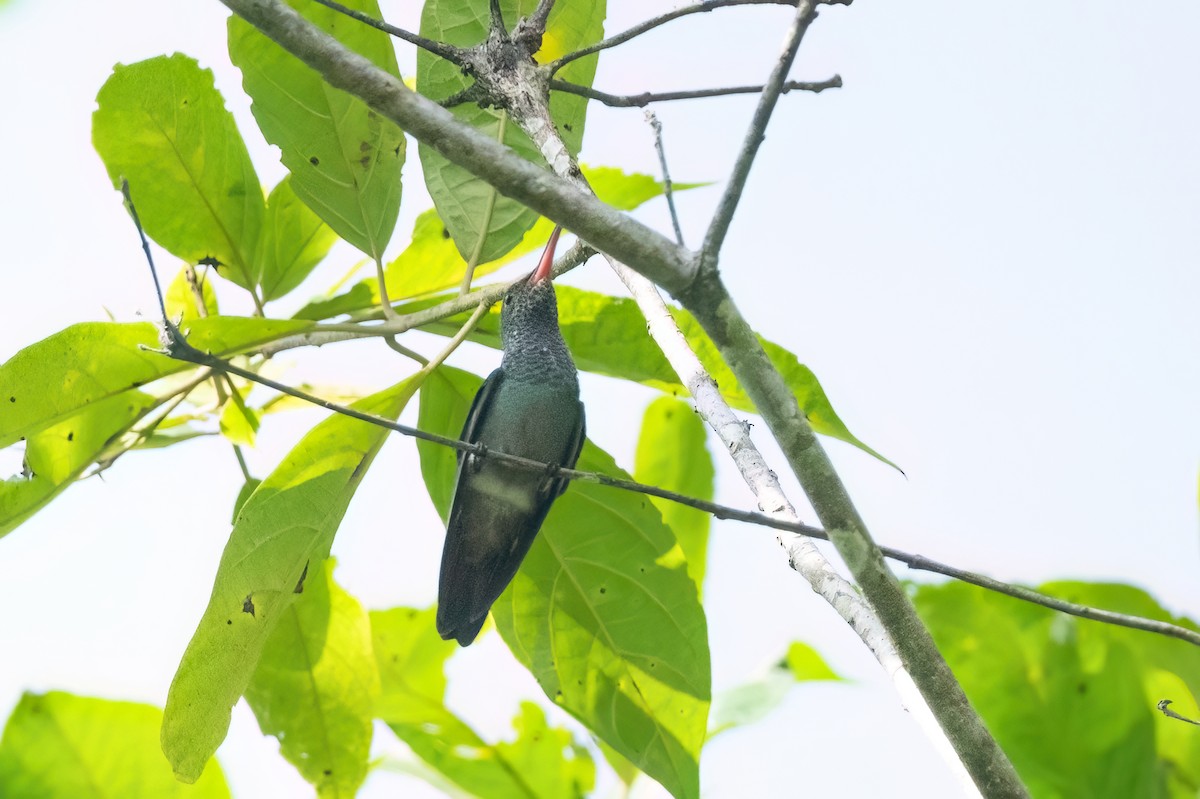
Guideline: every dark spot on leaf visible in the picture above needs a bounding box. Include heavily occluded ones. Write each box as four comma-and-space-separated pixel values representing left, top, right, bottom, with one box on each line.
407, 609, 417, 618
599, 587, 606, 594
67, 432, 74, 442
294, 561, 309, 594
639, 567, 645, 573
243, 595, 255, 617
563, 123, 573, 132
650, 661, 656, 668
182, 99, 188, 106
130, 380, 143, 388
441, 227, 450, 239
226, 619, 232, 625
393, 144, 401, 157
310, 156, 320, 166
359, 155, 371, 169
577, 680, 583, 686
323, 769, 332, 777
359, 141, 371, 152
555, 691, 562, 699
197, 256, 221, 268
9, 396, 14, 402
367, 111, 378, 120
1078, 682, 1087, 694
392, 655, 399, 662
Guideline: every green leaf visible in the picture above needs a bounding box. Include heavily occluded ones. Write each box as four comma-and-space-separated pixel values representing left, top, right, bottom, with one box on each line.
635, 396, 713, 592
165, 266, 219, 323
417, 367, 710, 799
417, 0, 605, 263
218, 387, 260, 448
0, 317, 311, 449
295, 164, 694, 320
372, 607, 594, 799
246, 560, 379, 798
784, 641, 845, 682
0, 692, 230, 798
161, 377, 419, 783
257, 176, 339, 302
1, 390, 157, 539
914, 581, 1200, 799
415, 287, 895, 468
229, 0, 404, 260
232, 477, 262, 523
708, 641, 843, 738
93, 54, 264, 290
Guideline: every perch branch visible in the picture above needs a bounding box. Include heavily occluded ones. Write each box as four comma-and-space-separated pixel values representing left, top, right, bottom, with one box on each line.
308, 0, 466, 63
550, 76, 841, 108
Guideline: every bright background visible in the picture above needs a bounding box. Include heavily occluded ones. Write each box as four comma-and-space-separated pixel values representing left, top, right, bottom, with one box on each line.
1, 1, 1198, 797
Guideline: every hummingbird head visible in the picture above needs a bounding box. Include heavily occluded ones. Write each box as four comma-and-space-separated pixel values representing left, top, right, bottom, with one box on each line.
499, 227, 576, 383
501, 226, 562, 342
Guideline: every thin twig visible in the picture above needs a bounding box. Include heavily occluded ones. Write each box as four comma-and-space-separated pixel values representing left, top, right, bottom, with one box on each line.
374, 255, 398, 321
419, 302, 491, 376
383, 337, 430, 366
232, 445, 252, 481
1157, 700, 1200, 725
148, 342, 1200, 650
262, 241, 594, 354
701, 1, 821, 270
488, 0, 506, 34
551, 76, 842, 108
645, 111, 685, 246
121, 180, 168, 323
308, 0, 466, 63
550, 0, 801, 74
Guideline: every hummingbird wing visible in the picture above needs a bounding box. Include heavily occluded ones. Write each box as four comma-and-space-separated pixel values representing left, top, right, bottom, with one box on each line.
550, 403, 586, 499
455, 367, 503, 467
436, 374, 584, 647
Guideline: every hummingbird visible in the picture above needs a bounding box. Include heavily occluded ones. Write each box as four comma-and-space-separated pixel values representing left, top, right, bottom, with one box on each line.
437, 227, 586, 646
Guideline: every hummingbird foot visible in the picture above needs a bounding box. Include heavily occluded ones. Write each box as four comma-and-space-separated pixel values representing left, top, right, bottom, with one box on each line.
538, 462, 562, 496
466, 443, 488, 473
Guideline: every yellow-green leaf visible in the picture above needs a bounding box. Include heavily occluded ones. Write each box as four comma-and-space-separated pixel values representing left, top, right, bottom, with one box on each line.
0, 317, 311, 449
165, 266, 219, 323
229, 0, 404, 260
417, 0, 605, 263
372, 606, 594, 799
257, 176, 338, 302
635, 396, 713, 592
161, 377, 419, 782
0, 692, 230, 798
1, 390, 157, 539
93, 54, 264, 290
417, 367, 709, 799
246, 561, 379, 798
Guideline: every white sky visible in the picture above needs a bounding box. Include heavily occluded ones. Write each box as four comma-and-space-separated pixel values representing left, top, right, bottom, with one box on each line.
1, 1, 1198, 797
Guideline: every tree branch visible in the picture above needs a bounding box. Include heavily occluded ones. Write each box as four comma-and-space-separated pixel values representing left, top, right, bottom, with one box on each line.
550, 0, 804, 74
216, 1, 1026, 792
307, 0, 467, 63
218, 0, 699, 295
645, 111, 685, 246
700, 1, 821, 269
550, 76, 842, 108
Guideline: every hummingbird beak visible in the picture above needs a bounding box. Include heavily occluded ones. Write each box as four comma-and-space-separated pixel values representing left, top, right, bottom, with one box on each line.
531, 226, 562, 284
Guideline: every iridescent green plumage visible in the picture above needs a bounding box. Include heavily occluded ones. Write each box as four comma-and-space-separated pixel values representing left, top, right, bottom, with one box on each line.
437, 229, 585, 646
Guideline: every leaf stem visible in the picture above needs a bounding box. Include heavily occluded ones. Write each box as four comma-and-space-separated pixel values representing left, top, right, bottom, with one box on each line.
232, 445, 252, 481
460, 112, 508, 296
